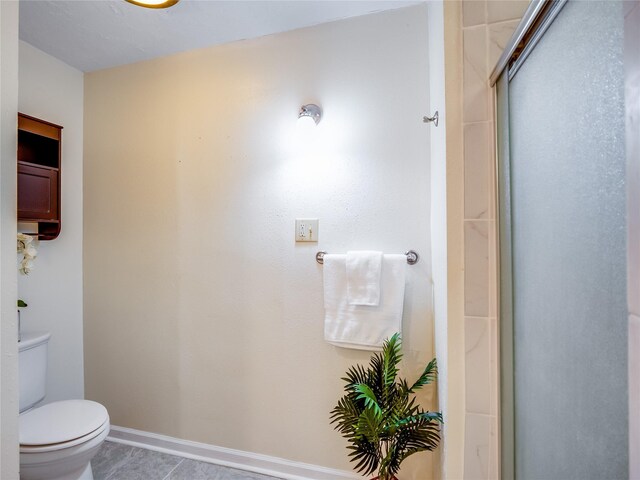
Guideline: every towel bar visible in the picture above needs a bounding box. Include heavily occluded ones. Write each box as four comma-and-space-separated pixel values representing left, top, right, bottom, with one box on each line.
315, 250, 419, 265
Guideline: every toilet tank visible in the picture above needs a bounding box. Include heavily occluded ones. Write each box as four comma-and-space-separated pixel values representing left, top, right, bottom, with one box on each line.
18, 332, 51, 413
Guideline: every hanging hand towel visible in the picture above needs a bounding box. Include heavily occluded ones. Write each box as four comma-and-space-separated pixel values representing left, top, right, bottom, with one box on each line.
346, 250, 383, 306
323, 254, 406, 351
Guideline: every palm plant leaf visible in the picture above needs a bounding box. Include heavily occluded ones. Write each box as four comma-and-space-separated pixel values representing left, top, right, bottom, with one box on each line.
330, 396, 360, 436
378, 442, 397, 479
381, 333, 402, 404
330, 333, 442, 479
368, 352, 386, 402
388, 390, 412, 419
347, 440, 378, 476
407, 357, 438, 393
395, 410, 443, 428
396, 420, 442, 464
356, 406, 384, 442
342, 363, 369, 389
354, 384, 383, 417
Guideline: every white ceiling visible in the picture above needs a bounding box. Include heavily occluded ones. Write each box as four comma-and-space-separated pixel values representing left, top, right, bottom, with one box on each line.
19, 0, 422, 72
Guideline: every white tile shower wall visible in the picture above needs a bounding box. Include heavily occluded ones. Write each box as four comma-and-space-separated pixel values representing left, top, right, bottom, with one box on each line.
463, 26, 489, 124
463, 1, 487, 28
464, 221, 489, 317
463, 123, 490, 220
459, 1, 529, 478
487, 1, 529, 24
488, 20, 521, 68
464, 317, 491, 414
463, 413, 492, 480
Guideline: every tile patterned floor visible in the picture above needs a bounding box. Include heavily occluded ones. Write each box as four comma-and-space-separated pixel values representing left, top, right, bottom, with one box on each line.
92, 440, 282, 480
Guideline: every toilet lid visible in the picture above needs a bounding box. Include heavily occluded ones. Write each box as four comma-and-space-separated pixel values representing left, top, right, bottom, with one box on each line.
20, 400, 109, 446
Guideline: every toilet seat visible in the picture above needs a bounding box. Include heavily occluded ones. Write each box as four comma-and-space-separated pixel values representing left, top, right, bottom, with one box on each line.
20, 400, 109, 453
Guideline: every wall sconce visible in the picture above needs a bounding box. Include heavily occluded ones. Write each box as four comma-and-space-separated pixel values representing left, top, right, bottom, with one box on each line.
298, 104, 322, 126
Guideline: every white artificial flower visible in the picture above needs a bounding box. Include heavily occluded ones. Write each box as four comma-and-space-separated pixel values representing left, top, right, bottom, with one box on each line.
17, 234, 38, 275
20, 259, 34, 275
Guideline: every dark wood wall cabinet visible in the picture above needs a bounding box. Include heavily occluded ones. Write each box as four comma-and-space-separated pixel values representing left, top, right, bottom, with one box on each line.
18, 113, 63, 240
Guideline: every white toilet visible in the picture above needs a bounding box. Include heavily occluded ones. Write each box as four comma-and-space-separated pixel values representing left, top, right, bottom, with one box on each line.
19, 332, 110, 480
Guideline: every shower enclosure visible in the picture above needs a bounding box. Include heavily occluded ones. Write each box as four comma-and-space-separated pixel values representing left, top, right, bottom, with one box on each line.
493, 1, 629, 478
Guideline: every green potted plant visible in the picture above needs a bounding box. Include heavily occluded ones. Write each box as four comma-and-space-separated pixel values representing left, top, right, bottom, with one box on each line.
17, 299, 27, 342
330, 333, 442, 480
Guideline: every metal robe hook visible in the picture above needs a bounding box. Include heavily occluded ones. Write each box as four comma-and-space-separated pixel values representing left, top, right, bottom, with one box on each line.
423, 111, 439, 127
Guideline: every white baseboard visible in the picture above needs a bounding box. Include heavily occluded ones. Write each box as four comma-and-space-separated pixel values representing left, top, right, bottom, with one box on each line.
107, 425, 360, 480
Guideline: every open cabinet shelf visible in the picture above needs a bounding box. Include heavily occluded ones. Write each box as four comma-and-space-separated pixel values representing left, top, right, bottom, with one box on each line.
17, 113, 63, 240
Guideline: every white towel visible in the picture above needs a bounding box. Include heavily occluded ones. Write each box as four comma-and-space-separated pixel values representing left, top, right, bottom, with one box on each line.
323, 254, 406, 351
346, 251, 383, 306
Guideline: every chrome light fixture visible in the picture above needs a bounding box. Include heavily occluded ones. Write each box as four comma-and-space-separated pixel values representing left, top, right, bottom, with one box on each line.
298, 104, 322, 125
125, 0, 180, 9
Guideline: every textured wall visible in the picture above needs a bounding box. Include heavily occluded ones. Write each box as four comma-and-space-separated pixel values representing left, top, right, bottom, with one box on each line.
18, 41, 85, 404
428, 2, 465, 479
0, 1, 20, 478
84, 6, 437, 478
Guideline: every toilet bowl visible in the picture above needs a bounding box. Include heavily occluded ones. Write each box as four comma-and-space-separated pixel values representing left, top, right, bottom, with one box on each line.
19, 400, 110, 480
19, 333, 110, 480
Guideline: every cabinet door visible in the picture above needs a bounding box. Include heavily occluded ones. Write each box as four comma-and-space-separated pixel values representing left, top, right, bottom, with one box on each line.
17, 163, 59, 221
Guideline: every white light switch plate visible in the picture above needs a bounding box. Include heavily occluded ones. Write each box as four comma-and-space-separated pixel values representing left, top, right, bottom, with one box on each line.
295, 218, 319, 242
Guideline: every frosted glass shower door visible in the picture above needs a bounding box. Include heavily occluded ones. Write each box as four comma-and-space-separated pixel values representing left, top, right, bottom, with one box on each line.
500, 1, 628, 478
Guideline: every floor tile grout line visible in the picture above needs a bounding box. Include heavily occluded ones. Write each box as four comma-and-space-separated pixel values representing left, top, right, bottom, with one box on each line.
161, 458, 185, 480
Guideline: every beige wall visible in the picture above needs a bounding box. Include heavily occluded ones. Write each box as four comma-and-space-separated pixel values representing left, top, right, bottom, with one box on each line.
84, 6, 438, 478
1, 1, 20, 478
444, 1, 529, 478
18, 40, 85, 404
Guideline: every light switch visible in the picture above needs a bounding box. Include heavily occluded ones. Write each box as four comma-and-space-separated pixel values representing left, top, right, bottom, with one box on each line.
295, 218, 319, 242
